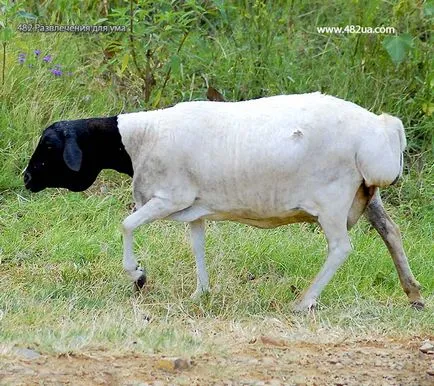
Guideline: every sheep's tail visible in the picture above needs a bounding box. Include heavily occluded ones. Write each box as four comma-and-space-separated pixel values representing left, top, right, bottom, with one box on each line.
356, 113, 406, 187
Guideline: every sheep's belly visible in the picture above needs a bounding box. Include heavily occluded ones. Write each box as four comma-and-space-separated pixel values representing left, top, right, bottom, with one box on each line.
204, 209, 317, 229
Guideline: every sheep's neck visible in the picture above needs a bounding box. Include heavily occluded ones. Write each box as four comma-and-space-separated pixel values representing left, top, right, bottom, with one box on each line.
80, 117, 134, 177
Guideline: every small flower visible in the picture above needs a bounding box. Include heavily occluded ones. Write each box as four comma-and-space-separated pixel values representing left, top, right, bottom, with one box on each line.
54, 64, 61, 69
50, 68, 62, 76
18, 53, 26, 64
43, 55, 52, 63
34, 49, 41, 56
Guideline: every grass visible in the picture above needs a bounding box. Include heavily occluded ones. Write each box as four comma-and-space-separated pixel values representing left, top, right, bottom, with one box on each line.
0, 0, 433, 355
1, 176, 433, 354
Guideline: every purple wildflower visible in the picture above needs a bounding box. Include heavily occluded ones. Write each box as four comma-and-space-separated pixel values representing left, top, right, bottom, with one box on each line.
18, 53, 26, 64
43, 55, 52, 63
34, 49, 41, 56
50, 68, 62, 76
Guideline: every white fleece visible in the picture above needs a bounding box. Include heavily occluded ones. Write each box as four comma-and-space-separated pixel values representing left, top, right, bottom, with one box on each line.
117, 92, 404, 228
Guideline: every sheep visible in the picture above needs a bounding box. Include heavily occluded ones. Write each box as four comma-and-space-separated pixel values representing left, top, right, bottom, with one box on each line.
24, 92, 424, 311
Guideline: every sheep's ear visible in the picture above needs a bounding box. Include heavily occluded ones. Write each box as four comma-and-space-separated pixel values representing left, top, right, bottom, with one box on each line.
63, 134, 82, 172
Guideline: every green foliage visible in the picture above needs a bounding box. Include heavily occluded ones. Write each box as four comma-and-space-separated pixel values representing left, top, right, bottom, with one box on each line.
1, 0, 431, 187
382, 33, 413, 65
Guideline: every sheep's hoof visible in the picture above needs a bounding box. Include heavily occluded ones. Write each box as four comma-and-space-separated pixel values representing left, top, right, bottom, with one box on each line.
410, 300, 425, 310
130, 266, 146, 291
190, 288, 210, 300
134, 274, 147, 291
293, 299, 317, 313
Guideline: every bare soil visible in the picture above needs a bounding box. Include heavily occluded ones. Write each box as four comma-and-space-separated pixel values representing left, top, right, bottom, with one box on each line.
1, 336, 433, 385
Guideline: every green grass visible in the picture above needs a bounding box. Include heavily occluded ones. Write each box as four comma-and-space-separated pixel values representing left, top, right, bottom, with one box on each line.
0, 0, 433, 354
1, 178, 433, 353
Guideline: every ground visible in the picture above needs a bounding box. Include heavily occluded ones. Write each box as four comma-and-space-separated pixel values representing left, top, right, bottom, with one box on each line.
2, 329, 433, 385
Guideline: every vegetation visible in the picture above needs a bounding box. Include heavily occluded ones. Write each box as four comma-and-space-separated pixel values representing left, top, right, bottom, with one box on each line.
0, 0, 433, 354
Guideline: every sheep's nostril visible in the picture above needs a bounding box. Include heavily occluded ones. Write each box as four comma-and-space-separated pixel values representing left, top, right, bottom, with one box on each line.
24, 171, 32, 185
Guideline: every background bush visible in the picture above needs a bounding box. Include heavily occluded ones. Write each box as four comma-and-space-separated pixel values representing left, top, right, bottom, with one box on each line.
1, 0, 432, 189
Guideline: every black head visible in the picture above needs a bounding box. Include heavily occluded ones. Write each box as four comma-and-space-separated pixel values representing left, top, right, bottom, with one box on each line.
24, 117, 133, 193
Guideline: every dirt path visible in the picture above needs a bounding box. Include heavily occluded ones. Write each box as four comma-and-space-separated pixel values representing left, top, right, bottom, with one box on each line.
1, 336, 433, 385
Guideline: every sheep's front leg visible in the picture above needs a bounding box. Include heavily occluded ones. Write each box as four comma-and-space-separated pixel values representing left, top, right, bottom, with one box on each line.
365, 191, 424, 309
295, 216, 351, 312
122, 197, 188, 289
189, 219, 210, 299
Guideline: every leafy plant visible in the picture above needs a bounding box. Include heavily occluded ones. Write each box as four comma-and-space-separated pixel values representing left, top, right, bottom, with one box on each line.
0, 0, 16, 85
382, 33, 413, 65
98, 0, 210, 108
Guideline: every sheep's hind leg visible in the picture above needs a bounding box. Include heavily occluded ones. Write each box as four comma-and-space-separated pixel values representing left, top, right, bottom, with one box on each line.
295, 215, 351, 312
365, 190, 424, 309
122, 197, 190, 290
